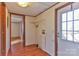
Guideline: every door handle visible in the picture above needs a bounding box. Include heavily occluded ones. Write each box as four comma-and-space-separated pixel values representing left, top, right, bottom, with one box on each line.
57, 33, 59, 37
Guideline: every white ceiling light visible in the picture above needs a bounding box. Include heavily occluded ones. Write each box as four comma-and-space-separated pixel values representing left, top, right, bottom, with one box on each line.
17, 2, 31, 7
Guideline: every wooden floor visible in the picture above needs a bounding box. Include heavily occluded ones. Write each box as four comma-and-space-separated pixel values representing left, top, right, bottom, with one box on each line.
8, 43, 49, 56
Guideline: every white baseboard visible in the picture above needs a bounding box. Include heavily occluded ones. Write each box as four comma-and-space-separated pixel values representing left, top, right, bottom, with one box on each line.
11, 40, 22, 45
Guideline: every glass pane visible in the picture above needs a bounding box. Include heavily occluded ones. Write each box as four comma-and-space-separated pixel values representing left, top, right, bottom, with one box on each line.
74, 9, 79, 20
67, 31, 73, 41
68, 21, 73, 30
74, 21, 79, 30
62, 31, 66, 40
74, 32, 79, 42
62, 13, 66, 21
62, 22, 66, 30
67, 11, 73, 21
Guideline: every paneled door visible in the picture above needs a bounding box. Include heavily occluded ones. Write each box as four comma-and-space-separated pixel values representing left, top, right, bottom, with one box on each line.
0, 3, 6, 56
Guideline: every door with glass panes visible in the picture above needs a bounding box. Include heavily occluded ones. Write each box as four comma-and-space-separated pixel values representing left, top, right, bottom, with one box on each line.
59, 8, 79, 55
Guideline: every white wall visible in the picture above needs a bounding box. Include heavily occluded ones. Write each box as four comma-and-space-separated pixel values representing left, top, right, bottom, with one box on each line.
35, 3, 68, 55
25, 16, 37, 46
6, 8, 10, 55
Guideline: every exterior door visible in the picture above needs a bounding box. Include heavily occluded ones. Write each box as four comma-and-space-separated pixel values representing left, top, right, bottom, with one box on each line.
0, 3, 6, 56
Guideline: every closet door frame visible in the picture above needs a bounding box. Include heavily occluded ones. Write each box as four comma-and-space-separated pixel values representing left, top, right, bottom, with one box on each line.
9, 13, 25, 50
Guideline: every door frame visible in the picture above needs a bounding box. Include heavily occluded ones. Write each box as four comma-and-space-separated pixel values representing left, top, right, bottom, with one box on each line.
10, 13, 25, 50
0, 2, 6, 56
54, 2, 74, 56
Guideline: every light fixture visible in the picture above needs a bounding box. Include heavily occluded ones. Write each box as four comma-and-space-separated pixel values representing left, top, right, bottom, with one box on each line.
17, 2, 31, 7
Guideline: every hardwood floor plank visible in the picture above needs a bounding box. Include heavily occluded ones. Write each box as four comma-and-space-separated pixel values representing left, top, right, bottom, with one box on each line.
8, 43, 49, 56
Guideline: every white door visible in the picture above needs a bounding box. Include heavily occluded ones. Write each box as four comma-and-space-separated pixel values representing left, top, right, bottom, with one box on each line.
37, 21, 46, 51
37, 29, 46, 50
41, 33, 46, 51
37, 24, 42, 48
57, 3, 79, 56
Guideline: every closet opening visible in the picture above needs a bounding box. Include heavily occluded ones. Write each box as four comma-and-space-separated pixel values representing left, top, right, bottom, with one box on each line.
10, 13, 25, 51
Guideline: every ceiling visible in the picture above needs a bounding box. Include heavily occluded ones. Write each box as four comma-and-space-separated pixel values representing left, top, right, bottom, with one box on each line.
5, 2, 58, 17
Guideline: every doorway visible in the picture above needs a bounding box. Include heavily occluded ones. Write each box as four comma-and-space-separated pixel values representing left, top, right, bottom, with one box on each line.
10, 13, 25, 51
55, 2, 79, 56
55, 2, 73, 56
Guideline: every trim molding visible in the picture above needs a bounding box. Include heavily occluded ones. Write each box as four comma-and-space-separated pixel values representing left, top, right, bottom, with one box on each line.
11, 36, 21, 39
0, 2, 6, 56
26, 44, 38, 47
10, 13, 26, 50
35, 2, 60, 17
9, 12, 35, 17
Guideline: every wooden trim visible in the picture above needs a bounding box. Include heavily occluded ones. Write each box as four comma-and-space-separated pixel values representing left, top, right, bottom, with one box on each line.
26, 44, 38, 47
9, 12, 35, 17
0, 2, 6, 56
35, 2, 60, 17
0, 3, 1, 56
11, 22, 21, 23
10, 13, 11, 51
55, 9, 57, 56
10, 13, 26, 49
55, 2, 74, 56
23, 16, 25, 47
11, 36, 21, 39
11, 36, 21, 42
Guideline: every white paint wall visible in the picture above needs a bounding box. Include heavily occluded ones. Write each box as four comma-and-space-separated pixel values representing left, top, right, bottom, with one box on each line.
6, 9, 10, 55
25, 16, 37, 46
35, 3, 67, 55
